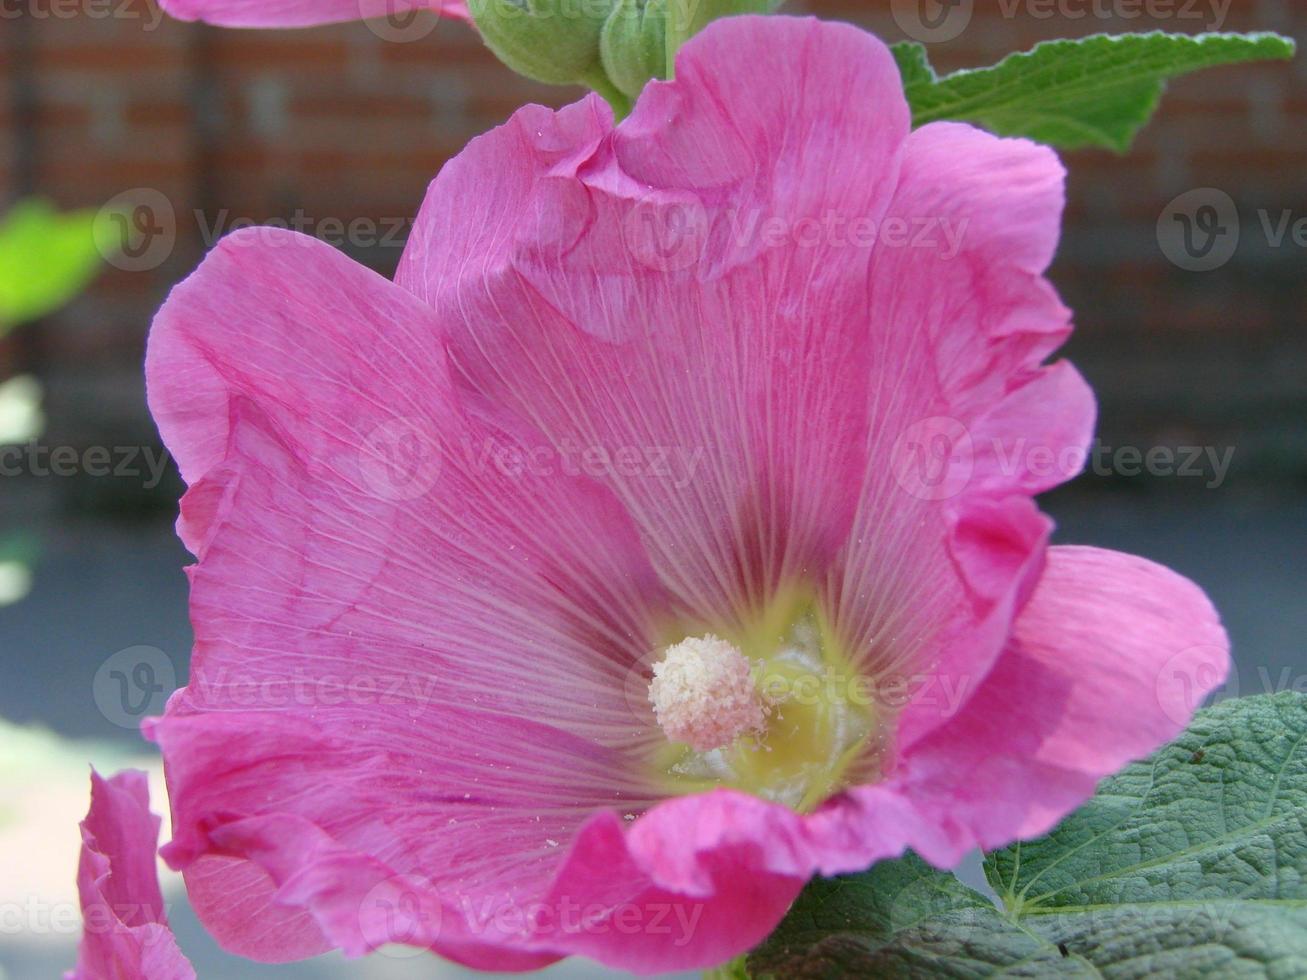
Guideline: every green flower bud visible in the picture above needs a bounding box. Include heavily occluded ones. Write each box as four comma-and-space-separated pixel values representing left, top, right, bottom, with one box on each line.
600, 0, 667, 99
600, 0, 784, 98
470, 0, 615, 87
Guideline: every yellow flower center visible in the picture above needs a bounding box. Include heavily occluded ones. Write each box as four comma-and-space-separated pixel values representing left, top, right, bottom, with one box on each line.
647, 596, 881, 812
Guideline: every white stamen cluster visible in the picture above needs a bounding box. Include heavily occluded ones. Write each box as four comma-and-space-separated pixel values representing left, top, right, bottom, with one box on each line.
648, 634, 765, 752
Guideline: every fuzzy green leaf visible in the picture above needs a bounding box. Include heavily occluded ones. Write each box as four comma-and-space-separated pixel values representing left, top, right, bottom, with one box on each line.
895, 32, 1295, 152
750, 693, 1307, 977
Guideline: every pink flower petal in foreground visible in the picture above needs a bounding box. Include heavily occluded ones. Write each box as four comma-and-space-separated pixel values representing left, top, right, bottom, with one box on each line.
144, 15, 1229, 972
67, 770, 194, 980
158, 0, 469, 29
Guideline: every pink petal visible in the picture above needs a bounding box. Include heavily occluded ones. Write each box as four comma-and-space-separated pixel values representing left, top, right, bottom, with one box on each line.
833, 120, 1092, 752
159, 0, 469, 27
146, 229, 673, 964
66, 770, 195, 980
396, 15, 910, 624
542, 793, 812, 970
850, 545, 1229, 866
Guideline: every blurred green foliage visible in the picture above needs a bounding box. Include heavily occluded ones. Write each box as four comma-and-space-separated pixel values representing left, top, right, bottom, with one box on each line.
0, 198, 115, 333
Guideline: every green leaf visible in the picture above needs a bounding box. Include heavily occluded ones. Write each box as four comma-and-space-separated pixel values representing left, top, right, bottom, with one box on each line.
891, 40, 936, 91
0, 198, 113, 332
897, 32, 1295, 152
750, 693, 1307, 977
750, 851, 1018, 977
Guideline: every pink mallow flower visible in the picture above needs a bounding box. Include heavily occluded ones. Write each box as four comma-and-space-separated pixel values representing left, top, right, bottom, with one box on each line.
128, 15, 1227, 974
158, 0, 469, 29
67, 770, 195, 980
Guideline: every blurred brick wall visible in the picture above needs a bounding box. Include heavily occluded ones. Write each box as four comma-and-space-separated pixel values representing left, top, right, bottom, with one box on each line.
1, 0, 1304, 496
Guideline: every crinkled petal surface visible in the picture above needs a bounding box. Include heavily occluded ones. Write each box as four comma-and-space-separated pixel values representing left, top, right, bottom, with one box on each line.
395, 26, 1095, 758
147, 227, 675, 968
400, 14, 913, 624
159, 0, 469, 28
66, 770, 195, 980
824, 546, 1230, 871
146, 14, 1228, 974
